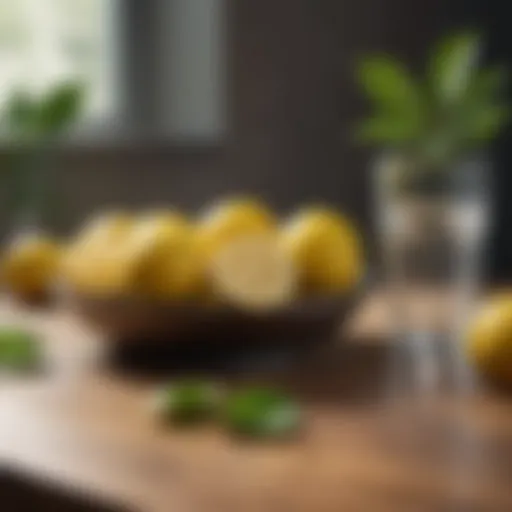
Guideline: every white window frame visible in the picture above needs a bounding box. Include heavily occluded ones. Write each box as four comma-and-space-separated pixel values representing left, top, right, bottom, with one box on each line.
1, 0, 227, 147
81, 0, 227, 147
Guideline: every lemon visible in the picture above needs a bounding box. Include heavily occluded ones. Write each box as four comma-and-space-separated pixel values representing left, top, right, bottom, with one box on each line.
467, 294, 512, 387
2, 233, 61, 298
66, 242, 141, 296
63, 210, 203, 299
128, 212, 203, 299
282, 207, 364, 294
61, 211, 133, 294
196, 197, 277, 262
211, 234, 297, 312
71, 211, 132, 248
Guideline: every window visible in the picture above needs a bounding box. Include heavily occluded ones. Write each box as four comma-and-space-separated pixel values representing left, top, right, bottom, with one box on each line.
0, 0, 118, 122
0, 0, 226, 143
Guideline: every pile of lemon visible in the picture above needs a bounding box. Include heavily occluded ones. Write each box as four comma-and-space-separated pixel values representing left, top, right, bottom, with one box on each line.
1, 198, 365, 311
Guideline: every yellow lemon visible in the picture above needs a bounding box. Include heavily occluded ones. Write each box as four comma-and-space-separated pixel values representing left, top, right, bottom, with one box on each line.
128, 212, 203, 299
211, 234, 297, 312
467, 294, 512, 387
61, 211, 133, 293
2, 232, 61, 299
196, 197, 277, 262
282, 207, 364, 294
71, 211, 132, 248
65, 242, 141, 296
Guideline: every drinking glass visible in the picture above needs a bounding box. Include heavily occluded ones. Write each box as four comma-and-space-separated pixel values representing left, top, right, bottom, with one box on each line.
375, 153, 491, 393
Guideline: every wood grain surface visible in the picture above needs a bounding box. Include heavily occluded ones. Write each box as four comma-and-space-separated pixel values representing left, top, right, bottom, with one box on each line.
2, 295, 512, 512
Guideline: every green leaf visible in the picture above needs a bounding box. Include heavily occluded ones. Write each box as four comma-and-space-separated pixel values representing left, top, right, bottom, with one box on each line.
355, 30, 508, 160
429, 30, 482, 104
464, 104, 510, 142
0, 328, 41, 373
4, 91, 38, 137
224, 388, 301, 439
154, 380, 222, 425
357, 55, 424, 113
37, 82, 85, 136
357, 56, 427, 144
355, 116, 422, 145
418, 129, 462, 168
7, 91, 34, 127
469, 66, 508, 102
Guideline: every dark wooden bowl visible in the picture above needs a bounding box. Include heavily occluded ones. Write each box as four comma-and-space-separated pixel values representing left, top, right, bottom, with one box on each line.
65, 291, 363, 374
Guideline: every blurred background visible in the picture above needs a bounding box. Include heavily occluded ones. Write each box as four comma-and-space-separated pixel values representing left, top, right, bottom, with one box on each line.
0, 0, 509, 276
3, 3, 512, 510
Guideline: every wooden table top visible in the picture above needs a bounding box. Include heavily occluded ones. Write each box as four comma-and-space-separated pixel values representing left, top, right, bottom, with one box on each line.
2, 296, 512, 512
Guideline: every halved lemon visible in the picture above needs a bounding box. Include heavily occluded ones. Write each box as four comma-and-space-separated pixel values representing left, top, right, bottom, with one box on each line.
210, 234, 297, 312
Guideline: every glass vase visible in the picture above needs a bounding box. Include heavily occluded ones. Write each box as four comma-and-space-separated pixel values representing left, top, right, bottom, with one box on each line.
375, 153, 492, 393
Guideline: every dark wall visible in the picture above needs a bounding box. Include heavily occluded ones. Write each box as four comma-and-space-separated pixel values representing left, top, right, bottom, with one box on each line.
475, 0, 512, 280
1, 0, 457, 243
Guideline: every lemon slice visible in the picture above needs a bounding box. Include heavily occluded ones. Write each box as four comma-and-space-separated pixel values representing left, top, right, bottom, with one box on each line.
211, 234, 297, 312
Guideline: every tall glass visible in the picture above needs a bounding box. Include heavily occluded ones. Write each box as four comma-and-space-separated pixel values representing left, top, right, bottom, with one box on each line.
375, 154, 491, 392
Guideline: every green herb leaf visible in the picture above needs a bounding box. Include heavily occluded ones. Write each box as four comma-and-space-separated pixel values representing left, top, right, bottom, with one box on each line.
464, 104, 510, 142
4, 91, 38, 137
357, 56, 426, 144
468, 66, 508, 104
355, 116, 422, 145
458, 67, 510, 145
357, 56, 424, 110
0, 328, 41, 373
7, 91, 34, 128
355, 30, 508, 165
224, 388, 301, 439
154, 380, 222, 425
37, 82, 85, 136
429, 31, 481, 105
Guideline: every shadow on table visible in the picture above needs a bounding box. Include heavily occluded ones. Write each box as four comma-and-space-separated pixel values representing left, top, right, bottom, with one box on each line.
0, 469, 131, 512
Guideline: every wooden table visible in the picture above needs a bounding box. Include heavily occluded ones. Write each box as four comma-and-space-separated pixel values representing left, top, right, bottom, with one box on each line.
2, 297, 512, 512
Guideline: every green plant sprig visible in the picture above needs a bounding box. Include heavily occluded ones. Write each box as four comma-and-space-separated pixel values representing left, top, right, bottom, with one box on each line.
356, 30, 509, 169
5, 82, 85, 144
1, 82, 86, 224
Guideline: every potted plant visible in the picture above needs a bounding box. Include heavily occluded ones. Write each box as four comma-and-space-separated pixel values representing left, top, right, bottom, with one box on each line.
356, 31, 509, 383
3, 82, 85, 233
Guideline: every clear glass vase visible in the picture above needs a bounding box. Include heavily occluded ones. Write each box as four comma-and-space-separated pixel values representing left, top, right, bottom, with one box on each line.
375, 153, 492, 393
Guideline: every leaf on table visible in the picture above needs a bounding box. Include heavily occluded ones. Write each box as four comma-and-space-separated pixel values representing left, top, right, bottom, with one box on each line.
223, 387, 301, 439
0, 328, 42, 373
154, 380, 222, 425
